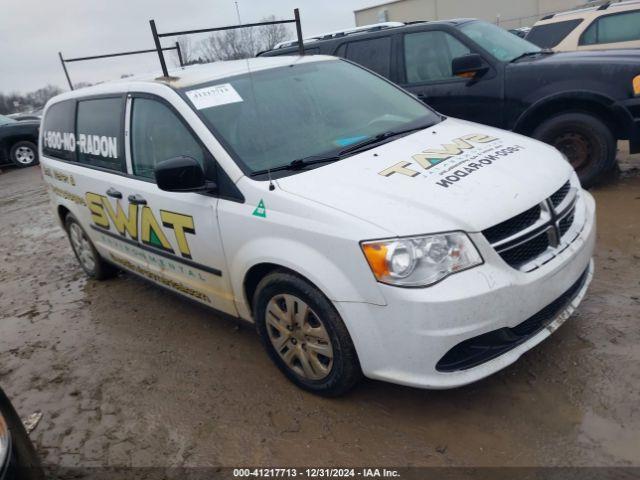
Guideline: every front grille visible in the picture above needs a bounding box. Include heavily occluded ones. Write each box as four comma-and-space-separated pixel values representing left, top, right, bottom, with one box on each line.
436, 266, 590, 372
550, 181, 570, 207
498, 232, 550, 269
482, 179, 580, 272
483, 205, 541, 244
559, 210, 575, 237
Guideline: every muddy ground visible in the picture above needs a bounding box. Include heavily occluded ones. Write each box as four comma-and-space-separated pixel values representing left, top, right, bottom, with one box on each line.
0, 147, 638, 470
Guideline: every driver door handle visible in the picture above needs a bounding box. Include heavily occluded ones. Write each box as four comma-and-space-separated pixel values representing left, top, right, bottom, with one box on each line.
128, 194, 147, 205
106, 188, 122, 199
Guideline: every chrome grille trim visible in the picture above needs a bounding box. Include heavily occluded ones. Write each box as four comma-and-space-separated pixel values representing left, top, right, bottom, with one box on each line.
482, 178, 583, 272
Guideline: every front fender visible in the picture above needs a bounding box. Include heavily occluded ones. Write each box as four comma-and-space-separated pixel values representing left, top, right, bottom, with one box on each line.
230, 236, 387, 322
513, 91, 624, 135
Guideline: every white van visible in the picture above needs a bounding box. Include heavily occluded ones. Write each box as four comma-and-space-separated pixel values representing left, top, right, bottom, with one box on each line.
40, 56, 596, 396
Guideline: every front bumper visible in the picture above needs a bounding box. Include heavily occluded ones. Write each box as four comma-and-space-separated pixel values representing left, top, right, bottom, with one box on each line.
335, 190, 596, 389
615, 97, 640, 153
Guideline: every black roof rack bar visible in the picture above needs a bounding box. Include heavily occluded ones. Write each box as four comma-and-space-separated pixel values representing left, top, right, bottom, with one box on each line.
157, 18, 296, 38
58, 43, 182, 91
149, 8, 304, 77
64, 45, 179, 63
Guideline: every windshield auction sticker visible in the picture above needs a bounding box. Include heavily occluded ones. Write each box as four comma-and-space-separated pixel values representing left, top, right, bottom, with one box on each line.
186, 83, 243, 110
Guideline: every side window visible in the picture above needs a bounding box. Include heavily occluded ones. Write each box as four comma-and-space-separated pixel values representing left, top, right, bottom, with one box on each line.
343, 37, 392, 77
42, 101, 76, 161
130, 98, 209, 180
404, 31, 471, 84
581, 10, 640, 45
526, 20, 583, 48
76, 98, 124, 171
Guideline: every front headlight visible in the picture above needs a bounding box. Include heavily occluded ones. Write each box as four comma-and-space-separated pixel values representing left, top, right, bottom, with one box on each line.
633, 74, 640, 96
0, 412, 9, 469
361, 232, 483, 287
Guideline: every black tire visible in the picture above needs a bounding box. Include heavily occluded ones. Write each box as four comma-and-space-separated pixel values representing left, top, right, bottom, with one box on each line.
532, 112, 616, 189
254, 271, 362, 396
64, 213, 118, 280
9, 140, 39, 168
0, 389, 44, 479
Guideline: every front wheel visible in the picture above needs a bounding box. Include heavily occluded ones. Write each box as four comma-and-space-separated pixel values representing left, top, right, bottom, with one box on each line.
532, 112, 616, 188
10, 141, 39, 168
254, 271, 362, 396
65, 214, 118, 280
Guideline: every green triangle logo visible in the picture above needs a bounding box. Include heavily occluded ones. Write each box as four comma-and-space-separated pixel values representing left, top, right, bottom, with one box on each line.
253, 199, 266, 218
149, 229, 162, 247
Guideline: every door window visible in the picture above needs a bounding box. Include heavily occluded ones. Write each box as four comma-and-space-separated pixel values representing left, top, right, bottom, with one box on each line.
580, 10, 640, 45
130, 98, 211, 180
341, 37, 392, 77
404, 31, 471, 84
76, 97, 125, 171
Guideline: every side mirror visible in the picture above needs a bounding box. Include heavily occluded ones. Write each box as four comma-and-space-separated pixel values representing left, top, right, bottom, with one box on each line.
452, 54, 488, 79
154, 156, 216, 193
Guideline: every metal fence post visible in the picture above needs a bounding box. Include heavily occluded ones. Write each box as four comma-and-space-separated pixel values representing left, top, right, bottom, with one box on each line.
149, 20, 169, 77
58, 52, 74, 90
294, 8, 304, 56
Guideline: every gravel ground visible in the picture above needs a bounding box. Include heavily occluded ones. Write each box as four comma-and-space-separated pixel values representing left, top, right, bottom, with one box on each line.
0, 148, 638, 471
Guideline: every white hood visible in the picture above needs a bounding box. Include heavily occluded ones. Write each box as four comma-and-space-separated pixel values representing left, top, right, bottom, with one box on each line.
276, 118, 574, 236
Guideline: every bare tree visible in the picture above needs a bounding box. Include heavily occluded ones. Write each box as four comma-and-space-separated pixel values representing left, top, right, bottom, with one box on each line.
0, 85, 63, 114
259, 15, 290, 51
177, 35, 205, 65
199, 15, 291, 62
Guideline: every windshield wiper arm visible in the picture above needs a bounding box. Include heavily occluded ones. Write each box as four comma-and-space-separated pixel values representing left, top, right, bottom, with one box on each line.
338, 123, 433, 156
249, 122, 433, 177
510, 49, 553, 63
250, 154, 342, 177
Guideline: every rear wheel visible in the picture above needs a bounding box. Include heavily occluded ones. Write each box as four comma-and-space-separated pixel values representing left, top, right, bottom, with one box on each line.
10, 141, 39, 168
64, 214, 118, 280
532, 112, 616, 188
254, 271, 362, 396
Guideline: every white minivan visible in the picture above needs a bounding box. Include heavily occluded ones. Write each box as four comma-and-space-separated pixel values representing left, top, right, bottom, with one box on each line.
40, 56, 596, 396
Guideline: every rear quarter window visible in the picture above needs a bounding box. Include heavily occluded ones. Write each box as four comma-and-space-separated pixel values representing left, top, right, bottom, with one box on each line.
580, 10, 640, 45
526, 19, 583, 48
42, 100, 76, 161
76, 97, 125, 172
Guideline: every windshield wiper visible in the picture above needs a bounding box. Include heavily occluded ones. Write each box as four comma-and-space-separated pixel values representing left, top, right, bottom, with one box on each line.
338, 123, 433, 156
250, 154, 342, 176
250, 122, 433, 177
510, 49, 553, 63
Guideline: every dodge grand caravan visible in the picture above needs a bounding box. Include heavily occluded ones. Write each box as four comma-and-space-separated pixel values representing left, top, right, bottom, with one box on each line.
40, 56, 596, 396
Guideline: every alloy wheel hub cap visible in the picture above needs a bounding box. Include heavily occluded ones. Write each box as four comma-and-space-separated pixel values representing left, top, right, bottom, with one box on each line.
265, 294, 333, 380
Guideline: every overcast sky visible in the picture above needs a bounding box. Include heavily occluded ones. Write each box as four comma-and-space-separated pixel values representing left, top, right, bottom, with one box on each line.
1, 0, 376, 94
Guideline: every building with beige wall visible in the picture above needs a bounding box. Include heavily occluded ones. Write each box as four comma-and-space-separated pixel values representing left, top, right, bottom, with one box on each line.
354, 0, 605, 29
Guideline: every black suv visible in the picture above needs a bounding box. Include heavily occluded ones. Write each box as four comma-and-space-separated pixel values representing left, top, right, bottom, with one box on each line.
0, 115, 39, 168
262, 19, 640, 187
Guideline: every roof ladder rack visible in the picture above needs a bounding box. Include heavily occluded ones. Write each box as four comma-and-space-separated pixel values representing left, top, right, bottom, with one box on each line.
57, 8, 303, 89
58, 44, 182, 91
149, 8, 304, 77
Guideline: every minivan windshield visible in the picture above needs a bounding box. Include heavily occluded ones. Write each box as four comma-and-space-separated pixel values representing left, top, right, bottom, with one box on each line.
460, 20, 542, 62
0, 115, 16, 126
183, 59, 440, 176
